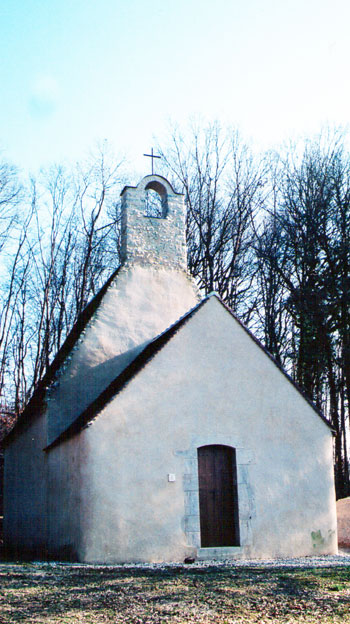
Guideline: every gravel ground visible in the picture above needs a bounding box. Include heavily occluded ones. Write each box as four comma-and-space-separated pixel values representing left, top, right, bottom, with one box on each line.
28, 550, 350, 570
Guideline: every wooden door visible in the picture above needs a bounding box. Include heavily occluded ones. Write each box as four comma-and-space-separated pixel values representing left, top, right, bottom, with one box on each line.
198, 445, 239, 547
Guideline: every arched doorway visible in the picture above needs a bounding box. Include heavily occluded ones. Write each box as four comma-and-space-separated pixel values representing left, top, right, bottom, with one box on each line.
197, 445, 240, 547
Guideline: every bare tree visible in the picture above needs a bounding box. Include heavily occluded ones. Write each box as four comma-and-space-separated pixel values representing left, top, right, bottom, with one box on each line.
0, 157, 22, 254
0, 144, 124, 417
0, 159, 28, 413
256, 131, 350, 497
158, 122, 266, 320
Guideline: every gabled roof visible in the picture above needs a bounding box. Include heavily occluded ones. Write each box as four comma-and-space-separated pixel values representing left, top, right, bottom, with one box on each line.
3, 267, 120, 446
5, 289, 333, 449
44, 297, 208, 449
44, 294, 333, 450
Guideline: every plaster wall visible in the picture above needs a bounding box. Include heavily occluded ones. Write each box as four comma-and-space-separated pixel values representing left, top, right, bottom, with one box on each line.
336, 497, 350, 548
46, 433, 89, 560
74, 296, 337, 563
47, 265, 199, 445
3, 413, 47, 557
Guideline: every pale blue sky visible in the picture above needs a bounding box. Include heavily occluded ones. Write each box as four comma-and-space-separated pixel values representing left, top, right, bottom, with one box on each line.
1, 0, 350, 176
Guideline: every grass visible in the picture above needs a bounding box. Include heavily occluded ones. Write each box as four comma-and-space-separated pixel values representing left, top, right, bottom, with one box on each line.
0, 562, 349, 623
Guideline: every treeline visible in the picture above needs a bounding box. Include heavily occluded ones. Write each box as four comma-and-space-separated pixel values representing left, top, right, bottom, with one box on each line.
0, 146, 123, 435
1, 125, 350, 497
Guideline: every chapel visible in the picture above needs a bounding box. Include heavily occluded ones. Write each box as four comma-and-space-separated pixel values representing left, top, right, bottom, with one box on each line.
3, 174, 337, 562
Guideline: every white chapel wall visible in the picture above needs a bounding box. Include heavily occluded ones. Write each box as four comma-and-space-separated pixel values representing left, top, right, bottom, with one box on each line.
46, 433, 89, 560
74, 296, 337, 563
3, 413, 48, 556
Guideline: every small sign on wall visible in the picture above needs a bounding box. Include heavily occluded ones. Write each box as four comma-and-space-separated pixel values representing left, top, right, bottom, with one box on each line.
168, 473, 176, 482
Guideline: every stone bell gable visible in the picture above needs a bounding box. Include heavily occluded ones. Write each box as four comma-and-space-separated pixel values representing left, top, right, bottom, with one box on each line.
120, 175, 187, 270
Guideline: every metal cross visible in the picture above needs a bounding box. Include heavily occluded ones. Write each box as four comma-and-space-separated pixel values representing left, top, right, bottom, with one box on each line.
143, 148, 161, 174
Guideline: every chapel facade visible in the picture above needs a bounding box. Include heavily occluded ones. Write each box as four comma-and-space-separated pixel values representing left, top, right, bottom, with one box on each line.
3, 174, 337, 562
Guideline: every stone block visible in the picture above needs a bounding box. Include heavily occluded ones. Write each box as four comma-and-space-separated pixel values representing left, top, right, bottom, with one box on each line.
184, 490, 199, 515
184, 515, 200, 532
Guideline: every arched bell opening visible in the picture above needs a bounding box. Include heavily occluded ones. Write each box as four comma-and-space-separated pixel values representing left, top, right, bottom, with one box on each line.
144, 181, 168, 218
